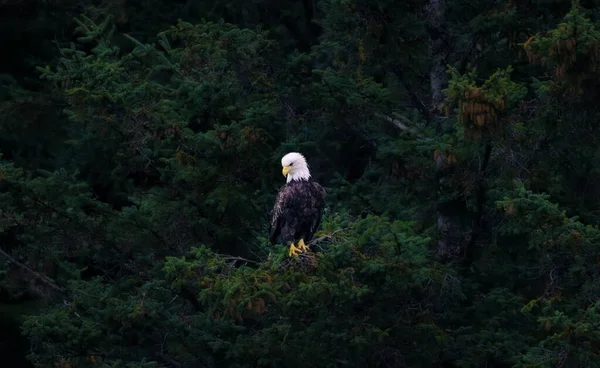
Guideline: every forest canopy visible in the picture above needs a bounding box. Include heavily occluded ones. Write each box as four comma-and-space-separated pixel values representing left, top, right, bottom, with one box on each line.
2, 0, 600, 367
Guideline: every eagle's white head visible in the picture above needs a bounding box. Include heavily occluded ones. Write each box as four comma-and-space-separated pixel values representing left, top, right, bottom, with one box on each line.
281, 152, 311, 183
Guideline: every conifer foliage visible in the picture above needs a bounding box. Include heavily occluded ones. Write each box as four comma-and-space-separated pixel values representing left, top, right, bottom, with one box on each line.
2, 1, 600, 367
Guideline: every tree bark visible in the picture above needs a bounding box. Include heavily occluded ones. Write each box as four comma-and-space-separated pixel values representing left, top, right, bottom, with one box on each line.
464, 140, 492, 265
427, 0, 456, 259
427, 0, 449, 112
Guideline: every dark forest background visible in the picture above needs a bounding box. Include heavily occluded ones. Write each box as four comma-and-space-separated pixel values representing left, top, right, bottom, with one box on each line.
2, 0, 600, 367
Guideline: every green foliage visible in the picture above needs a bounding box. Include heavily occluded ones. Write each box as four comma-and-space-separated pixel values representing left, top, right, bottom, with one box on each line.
22, 215, 466, 367
441, 65, 527, 140
37, 16, 283, 255
5, 0, 600, 367
523, 3, 600, 93
494, 182, 600, 366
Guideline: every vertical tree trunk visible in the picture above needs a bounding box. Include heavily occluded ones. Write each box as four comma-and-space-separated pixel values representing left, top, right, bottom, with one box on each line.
427, 0, 449, 111
427, 0, 455, 259
435, 189, 452, 256
434, 153, 459, 259
463, 140, 492, 265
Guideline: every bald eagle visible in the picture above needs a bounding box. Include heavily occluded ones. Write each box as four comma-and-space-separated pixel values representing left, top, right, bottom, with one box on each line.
269, 152, 327, 257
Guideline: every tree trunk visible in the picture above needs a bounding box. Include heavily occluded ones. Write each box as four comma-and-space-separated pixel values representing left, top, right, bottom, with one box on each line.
427, 0, 457, 259
464, 140, 492, 265
427, 0, 449, 112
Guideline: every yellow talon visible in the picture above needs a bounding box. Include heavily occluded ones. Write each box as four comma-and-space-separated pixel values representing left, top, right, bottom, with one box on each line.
288, 242, 302, 257
297, 238, 309, 253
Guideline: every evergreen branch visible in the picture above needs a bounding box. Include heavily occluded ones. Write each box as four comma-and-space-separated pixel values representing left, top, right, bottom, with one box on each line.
458, 34, 480, 74
156, 353, 183, 368
27, 195, 73, 222
392, 66, 433, 124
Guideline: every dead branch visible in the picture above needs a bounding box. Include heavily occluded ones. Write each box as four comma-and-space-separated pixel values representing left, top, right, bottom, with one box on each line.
0, 246, 65, 293
375, 113, 427, 138
309, 228, 346, 245
221, 255, 260, 265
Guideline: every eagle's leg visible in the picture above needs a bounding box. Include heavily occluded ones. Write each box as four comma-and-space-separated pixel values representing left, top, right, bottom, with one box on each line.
297, 238, 309, 253
288, 242, 302, 257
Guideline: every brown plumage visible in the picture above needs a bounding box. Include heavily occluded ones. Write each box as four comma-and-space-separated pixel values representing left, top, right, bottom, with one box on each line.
269, 152, 327, 256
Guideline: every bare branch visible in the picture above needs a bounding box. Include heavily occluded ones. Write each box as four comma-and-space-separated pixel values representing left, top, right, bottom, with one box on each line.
0, 246, 65, 293
309, 228, 346, 248
375, 113, 427, 138
221, 255, 260, 265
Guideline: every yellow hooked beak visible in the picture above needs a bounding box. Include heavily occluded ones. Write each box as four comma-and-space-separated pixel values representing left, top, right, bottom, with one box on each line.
282, 165, 291, 177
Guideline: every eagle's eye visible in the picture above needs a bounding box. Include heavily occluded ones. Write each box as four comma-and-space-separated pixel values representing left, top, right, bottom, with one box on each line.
289, 163, 294, 166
